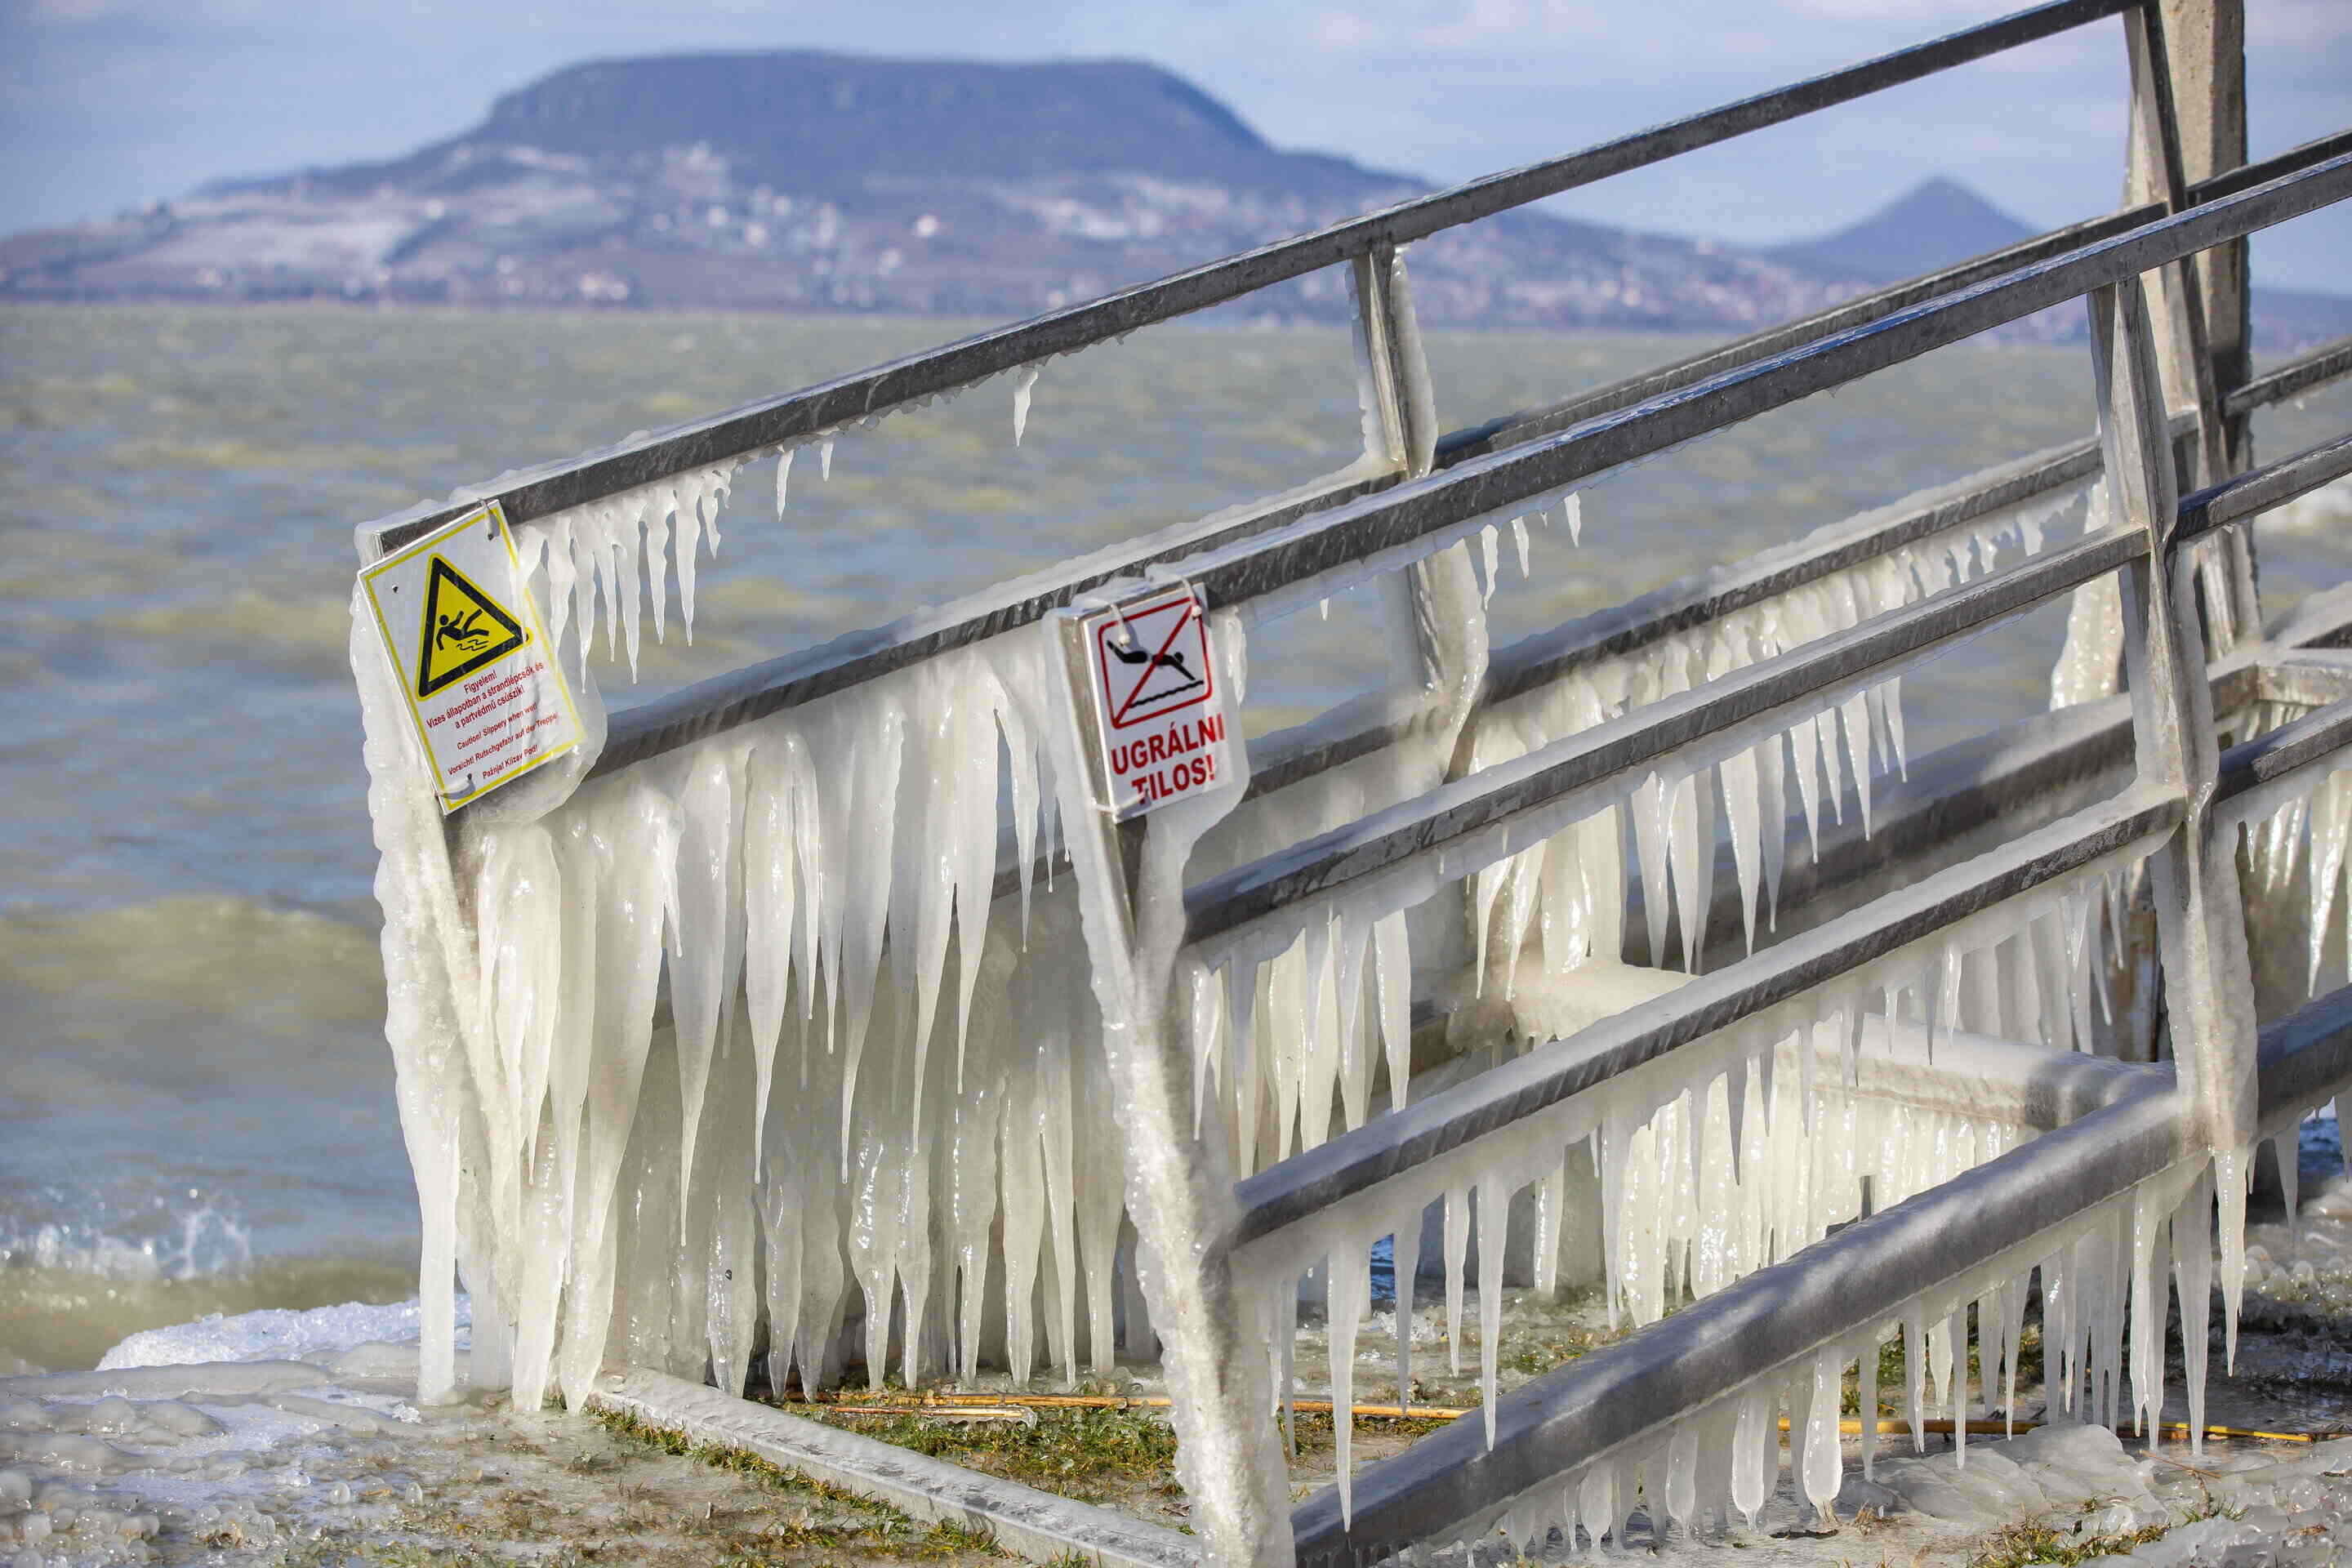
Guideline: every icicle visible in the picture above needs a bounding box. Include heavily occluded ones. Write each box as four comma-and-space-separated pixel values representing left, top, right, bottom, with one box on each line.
1580, 1467, 1618, 1551
1903, 1307, 1927, 1454
819, 438, 835, 480
1374, 913, 1412, 1114
1731, 1388, 1772, 1529
1801, 1349, 1843, 1521
1392, 1203, 1421, 1421
2274, 1132, 2300, 1241
1857, 1329, 1880, 1479
1633, 773, 1673, 969
1566, 492, 1584, 546
1012, 364, 1040, 446
2173, 1169, 2213, 1456
1444, 1184, 1470, 1374
1512, 514, 1532, 579
1788, 717, 1824, 860
1478, 1171, 1509, 1448
774, 448, 795, 516
2214, 1143, 2249, 1372
1329, 1240, 1369, 1523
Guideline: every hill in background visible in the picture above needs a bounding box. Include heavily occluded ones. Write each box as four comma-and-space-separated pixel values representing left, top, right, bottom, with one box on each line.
2, 49, 2341, 349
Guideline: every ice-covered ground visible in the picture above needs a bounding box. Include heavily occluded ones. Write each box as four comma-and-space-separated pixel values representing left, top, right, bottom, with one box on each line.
6, 1141, 2350, 1567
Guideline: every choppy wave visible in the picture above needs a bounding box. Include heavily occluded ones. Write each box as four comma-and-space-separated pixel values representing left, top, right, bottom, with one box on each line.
0, 1200, 415, 1374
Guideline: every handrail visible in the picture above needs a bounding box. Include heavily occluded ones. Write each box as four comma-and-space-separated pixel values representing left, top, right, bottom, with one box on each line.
590, 151, 2351, 782
2230, 332, 2352, 420
2172, 426, 2352, 549
359, 0, 2132, 558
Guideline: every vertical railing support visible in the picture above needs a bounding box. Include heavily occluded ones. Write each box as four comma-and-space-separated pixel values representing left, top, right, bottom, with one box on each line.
2091, 274, 2261, 1158
1052, 619, 1294, 1568
1354, 246, 1495, 987
1353, 247, 1487, 766
2155, 0, 2254, 473
2125, 0, 2259, 644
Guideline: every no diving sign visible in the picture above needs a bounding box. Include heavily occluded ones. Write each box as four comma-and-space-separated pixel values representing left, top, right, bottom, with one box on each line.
359, 500, 581, 813
1075, 584, 1236, 821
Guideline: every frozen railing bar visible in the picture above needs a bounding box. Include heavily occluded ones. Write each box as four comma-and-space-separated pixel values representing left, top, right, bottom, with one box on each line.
1842, 1019, 2159, 1129
2229, 331, 2352, 421
572, 153, 2341, 789
1188, 528, 2148, 947
1285, 1071, 2184, 1566
2252, 649, 2352, 710
1227, 788, 2180, 1251
589, 467, 1396, 777
1152, 154, 2352, 634
2172, 427, 2352, 549
1434, 216, 2156, 467
1658, 650, 2282, 963
2189, 128, 2352, 211
1646, 595, 2352, 967
1244, 434, 2131, 810
357, 0, 2133, 555
1481, 432, 2127, 709
2252, 977, 2352, 1118
2214, 681, 2352, 807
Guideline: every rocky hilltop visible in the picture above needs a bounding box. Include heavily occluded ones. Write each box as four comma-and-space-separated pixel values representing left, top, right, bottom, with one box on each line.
3, 50, 2344, 345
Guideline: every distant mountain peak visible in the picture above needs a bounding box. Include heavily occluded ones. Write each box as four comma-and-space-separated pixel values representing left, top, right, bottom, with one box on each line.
321, 51, 1325, 202
1770, 175, 2037, 285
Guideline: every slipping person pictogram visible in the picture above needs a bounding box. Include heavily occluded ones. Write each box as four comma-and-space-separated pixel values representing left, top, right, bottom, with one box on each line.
415, 555, 527, 697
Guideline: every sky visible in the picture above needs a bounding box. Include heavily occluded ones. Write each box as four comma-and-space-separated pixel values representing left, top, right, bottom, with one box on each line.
2, 0, 2345, 291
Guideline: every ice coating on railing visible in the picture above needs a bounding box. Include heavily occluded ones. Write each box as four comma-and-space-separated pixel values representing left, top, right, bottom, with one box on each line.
1467, 482, 2090, 973
1403, 1157, 2227, 1560
359, 558, 1193, 1405
1235, 837, 2155, 1487
1178, 481, 2113, 1208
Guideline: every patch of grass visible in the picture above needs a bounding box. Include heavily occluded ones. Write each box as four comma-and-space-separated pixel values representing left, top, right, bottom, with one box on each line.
804, 1405, 1180, 1505
1968, 1514, 2183, 1568
1282, 1409, 1454, 1456
589, 1405, 1013, 1561
1499, 1322, 1619, 1379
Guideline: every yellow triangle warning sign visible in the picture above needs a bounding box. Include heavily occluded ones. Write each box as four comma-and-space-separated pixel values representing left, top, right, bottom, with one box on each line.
415, 555, 527, 697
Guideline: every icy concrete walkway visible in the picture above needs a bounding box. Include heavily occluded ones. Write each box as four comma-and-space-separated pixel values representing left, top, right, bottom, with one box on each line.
6, 1134, 2350, 1566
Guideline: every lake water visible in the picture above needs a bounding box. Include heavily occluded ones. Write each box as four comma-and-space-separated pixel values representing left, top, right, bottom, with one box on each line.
4, 301, 2348, 1373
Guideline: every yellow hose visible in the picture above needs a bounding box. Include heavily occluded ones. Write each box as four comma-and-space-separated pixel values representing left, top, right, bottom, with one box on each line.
786, 1391, 2339, 1443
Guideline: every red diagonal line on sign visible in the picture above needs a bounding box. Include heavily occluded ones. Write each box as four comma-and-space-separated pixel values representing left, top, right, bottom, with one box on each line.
1110, 602, 1198, 727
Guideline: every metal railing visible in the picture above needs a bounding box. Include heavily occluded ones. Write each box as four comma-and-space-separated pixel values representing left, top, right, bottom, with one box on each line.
350, 2, 2352, 1564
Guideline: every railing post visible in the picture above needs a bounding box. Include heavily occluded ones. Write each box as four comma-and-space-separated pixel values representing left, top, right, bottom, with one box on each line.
1353, 246, 1487, 759
2155, 0, 2253, 472
2090, 274, 2261, 1158
1354, 247, 1494, 989
1051, 621, 1294, 1568
2124, 0, 2259, 644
